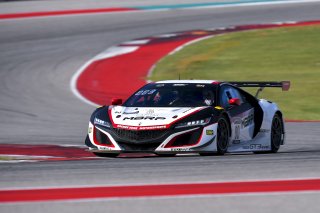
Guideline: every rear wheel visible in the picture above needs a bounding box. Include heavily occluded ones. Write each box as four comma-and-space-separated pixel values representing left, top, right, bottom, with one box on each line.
254, 114, 283, 154
93, 152, 119, 158
270, 114, 283, 153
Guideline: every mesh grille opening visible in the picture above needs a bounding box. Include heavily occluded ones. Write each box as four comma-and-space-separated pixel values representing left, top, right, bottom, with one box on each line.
113, 129, 167, 142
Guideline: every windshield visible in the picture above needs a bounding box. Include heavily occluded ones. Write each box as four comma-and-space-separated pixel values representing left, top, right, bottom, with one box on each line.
123, 83, 217, 107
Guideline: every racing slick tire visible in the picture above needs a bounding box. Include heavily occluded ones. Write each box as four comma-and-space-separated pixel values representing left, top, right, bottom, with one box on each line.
216, 115, 230, 155
254, 114, 283, 154
270, 114, 283, 153
200, 115, 230, 156
93, 152, 119, 158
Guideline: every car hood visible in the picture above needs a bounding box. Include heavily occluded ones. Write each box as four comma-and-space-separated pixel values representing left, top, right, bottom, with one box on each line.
109, 106, 207, 130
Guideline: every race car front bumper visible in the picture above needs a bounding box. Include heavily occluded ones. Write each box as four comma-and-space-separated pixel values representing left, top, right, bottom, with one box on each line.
86, 122, 218, 153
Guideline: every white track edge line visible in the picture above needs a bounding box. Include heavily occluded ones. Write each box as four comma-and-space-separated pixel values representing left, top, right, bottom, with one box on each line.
70, 46, 139, 106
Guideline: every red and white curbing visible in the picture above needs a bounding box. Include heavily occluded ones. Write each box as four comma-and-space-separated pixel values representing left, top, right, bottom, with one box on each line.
70, 46, 139, 106
0, 144, 95, 163
71, 20, 320, 113
0, 144, 158, 162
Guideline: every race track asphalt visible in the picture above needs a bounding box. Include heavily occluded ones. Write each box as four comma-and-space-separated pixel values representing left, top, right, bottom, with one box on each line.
0, 1, 320, 212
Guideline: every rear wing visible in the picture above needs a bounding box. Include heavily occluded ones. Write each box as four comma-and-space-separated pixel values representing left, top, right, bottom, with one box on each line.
228, 81, 290, 98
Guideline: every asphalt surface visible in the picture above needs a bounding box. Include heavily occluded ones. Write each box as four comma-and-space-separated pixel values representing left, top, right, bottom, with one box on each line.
1, 0, 320, 212
0, 0, 273, 13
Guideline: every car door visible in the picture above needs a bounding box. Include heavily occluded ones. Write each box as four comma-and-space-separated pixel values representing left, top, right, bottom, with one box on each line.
219, 85, 255, 143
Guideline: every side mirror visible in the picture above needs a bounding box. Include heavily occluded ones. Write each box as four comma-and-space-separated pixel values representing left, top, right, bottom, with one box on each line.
111, 98, 122, 105
229, 98, 241, 106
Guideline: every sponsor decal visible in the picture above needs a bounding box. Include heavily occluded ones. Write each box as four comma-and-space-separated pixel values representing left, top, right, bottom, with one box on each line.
242, 144, 269, 150
94, 118, 104, 124
242, 113, 254, 128
123, 111, 139, 114
123, 116, 166, 120
116, 124, 167, 130
139, 126, 167, 130
88, 127, 93, 134
99, 146, 113, 151
94, 118, 110, 128
206, 130, 214, 135
196, 84, 205, 87
171, 148, 190, 151
260, 129, 270, 133
215, 106, 224, 110
135, 89, 156, 96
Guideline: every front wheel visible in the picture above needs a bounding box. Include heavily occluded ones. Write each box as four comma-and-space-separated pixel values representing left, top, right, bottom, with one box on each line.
216, 115, 230, 155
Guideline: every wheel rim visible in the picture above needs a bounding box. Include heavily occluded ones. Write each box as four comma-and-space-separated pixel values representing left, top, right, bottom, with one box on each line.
271, 117, 282, 149
217, 119, 229, 151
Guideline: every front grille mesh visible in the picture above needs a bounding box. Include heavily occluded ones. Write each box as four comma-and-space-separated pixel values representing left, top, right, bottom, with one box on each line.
113, 129, 167, 142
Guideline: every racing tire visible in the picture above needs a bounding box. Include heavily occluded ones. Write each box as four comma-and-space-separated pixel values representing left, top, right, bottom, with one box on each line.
216, 115, 230, 155
93, 152, 119, 158
199, 116, 229, 156
270, 114, 283, 153
254, 114, 283, 154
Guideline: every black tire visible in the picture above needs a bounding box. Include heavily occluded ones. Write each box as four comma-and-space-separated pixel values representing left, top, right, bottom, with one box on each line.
216, 115, 230, 155
93, 152, 119, 158
270, 114, 283, 153
156, 153, 176, 157
254, 114, 283, 154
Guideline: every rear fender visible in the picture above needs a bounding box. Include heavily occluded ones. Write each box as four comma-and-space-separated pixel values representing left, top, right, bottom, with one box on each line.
258, 99, 286, 145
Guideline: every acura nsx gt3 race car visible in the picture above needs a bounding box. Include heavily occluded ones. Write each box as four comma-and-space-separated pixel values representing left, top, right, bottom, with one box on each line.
85, 80, 290, 157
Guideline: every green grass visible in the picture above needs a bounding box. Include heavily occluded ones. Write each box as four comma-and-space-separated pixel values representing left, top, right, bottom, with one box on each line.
150, 25, 320, 120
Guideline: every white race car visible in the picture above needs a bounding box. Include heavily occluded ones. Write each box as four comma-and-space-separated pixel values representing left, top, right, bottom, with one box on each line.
85, 80, 290, 157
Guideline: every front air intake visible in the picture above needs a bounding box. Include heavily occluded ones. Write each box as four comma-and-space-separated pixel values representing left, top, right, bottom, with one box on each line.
94, 127, 114, 147
113, 129, 167, 142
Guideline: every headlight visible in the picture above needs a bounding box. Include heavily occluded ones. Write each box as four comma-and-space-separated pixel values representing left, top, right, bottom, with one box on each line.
94, 118, 111, 128
175, 117, 211, 129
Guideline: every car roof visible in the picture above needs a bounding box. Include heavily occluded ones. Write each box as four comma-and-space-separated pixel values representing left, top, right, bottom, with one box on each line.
155, 80, 220, 84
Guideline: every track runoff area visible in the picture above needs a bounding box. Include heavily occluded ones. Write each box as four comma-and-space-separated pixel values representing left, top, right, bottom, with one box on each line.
1, 0, 320, 205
